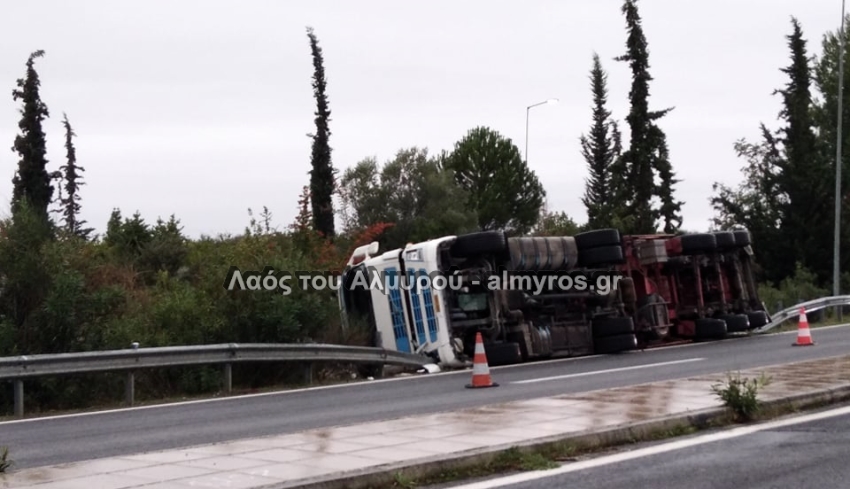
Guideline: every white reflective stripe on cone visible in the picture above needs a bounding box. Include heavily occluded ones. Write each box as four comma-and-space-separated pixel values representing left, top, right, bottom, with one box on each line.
472, 362, 490, 375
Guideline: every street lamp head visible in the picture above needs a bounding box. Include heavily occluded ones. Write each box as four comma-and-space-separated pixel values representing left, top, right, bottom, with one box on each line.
546, 98, 559, 104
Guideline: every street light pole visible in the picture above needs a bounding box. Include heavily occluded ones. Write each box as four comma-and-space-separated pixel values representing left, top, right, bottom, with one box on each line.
835, 0, 846, 316
525, 98, 559, 162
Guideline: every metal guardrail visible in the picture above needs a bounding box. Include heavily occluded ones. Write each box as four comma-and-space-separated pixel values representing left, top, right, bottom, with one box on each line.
753, 295, 850, 333
0, 343, 433, 418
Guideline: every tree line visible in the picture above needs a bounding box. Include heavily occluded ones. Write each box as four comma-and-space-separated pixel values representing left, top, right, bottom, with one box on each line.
0, 2, 838, 413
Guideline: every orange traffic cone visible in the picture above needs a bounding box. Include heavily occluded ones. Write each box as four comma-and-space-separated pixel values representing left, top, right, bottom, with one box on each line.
793, 307, 815, 346
466, 332, 499, 388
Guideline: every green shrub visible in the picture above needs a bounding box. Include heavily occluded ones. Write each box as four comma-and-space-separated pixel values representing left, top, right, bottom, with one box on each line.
711, 372, 771, 422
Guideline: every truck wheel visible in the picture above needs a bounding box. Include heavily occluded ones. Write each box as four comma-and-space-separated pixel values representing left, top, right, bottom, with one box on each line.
593, 333, 637, 354
694, 318, 727, 339
483, 342, 523, 366
712, 231, 736, 250
451, 231, 508, 258
579, 245, 625, 267
619, 277, 637, 304
721, 314, 749, 333
746, 310, 769, 328
575, 228, 621, 250
680, 233, 717, 255
592, 317, 635, 337
733, 229, 751, 247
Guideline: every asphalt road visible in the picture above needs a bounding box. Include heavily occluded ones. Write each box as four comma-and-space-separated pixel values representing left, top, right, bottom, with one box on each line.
2, 325, 849, 469
447, 403, 850, 489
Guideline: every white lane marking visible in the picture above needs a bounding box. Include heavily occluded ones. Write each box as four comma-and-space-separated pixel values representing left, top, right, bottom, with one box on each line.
2, 323, 847, 425
447, 404, 850, 489
511, 358, 706, 384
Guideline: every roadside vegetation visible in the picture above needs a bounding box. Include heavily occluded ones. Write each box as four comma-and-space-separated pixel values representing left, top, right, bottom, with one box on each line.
0, 446, 12, 473
712, 372, 772, 422
1, 1, 849, 416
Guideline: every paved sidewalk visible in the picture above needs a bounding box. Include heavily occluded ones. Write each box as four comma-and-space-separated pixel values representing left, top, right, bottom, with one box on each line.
3, 354, 850, 489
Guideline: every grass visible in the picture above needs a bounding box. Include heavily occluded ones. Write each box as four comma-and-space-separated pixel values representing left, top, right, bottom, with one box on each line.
0, 446, 12, 472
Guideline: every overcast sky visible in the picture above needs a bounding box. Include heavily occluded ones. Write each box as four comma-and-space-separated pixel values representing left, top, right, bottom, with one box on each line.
0, 0, 842, 238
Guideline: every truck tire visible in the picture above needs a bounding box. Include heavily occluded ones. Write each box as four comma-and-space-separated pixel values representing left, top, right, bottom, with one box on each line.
712, 231, 736, 250
680, 233, 717, 255
483, 341, 523, 366
575, 228, 621, 250
694, 318, 727, 339
592, 317, 635, 337
721, 313, 749, 333
746, 310, 769, 328
619, 277, 637, 304
594, 333, 638, 354
733, 229, 751, 247
579, 245, 625, 267
451, 231, 508, 258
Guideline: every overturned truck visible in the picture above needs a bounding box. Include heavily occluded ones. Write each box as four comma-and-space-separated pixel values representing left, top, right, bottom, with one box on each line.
337, 227, 770, 368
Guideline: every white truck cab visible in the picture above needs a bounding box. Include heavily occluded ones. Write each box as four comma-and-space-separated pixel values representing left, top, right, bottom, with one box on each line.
337, 237, 468, 368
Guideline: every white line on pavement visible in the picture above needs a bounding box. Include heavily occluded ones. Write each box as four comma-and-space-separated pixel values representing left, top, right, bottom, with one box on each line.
447, 403, 850, 489
511, 358, 706, 384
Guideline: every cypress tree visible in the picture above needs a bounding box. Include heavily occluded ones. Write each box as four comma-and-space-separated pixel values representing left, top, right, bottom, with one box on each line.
306, 27, 336, 238
57, 113, 93, 239
11, 50, 53, 225
580, 53, 619, 228
614, 0, 682, 233
774, 18, 830, 280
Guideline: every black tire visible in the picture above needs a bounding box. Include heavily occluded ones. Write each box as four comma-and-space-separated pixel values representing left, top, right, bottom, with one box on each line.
695, 318, 727, 339
680, 233, 717, 255
733, 229, 751, 247
483, 341, 523, 366
619, 277, 637, 304
451, 231, 508, 258
712, 231, 736, 250
592, 317, 635, 337
746, 310, 769, 328
594, 333, 638, 354
575, 228, 621, 250
721, 314, 749, 333
579, 245, 625, 267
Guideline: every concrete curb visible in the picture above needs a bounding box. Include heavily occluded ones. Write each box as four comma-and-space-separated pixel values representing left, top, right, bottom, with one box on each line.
272, 383, 850, 489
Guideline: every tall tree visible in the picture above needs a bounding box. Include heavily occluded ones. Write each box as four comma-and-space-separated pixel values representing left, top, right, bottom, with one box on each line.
712, 18, 830, 284
580, 53, 620, 229
613, 0, 682, 233
773, 18, 831, 281
306, 27, 336, 238
11, 50, 53, 225
442, 126, 545, 235
56, 113, 92, 239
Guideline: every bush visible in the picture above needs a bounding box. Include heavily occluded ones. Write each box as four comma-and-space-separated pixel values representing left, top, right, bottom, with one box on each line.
758, 262, 832, 322
711, 371, 771, 422
0, 196, 391, 413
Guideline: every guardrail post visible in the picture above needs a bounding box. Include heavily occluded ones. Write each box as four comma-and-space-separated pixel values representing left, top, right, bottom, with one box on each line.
125, 372, 134, 406
223, 363, 232, 394
304, 363, 313, 385
13, 380, 23, 418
